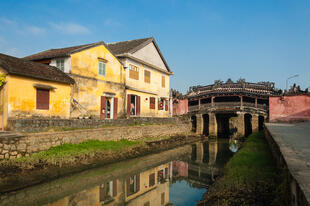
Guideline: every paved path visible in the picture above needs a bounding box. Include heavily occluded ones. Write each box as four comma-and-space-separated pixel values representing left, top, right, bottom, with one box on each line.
265, 122, 310, 204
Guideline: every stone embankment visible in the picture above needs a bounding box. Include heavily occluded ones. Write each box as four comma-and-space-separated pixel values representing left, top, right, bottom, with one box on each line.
0, 134, 201, 194
265, 122, 310, 206
7, 117, 179, 132
0, 118, 190, 160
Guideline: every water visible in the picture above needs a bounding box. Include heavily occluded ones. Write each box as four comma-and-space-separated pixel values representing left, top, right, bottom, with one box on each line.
0, 139, 235, 206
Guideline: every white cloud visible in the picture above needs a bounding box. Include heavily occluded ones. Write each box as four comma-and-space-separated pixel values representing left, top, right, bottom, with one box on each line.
0, 17, 16, 25
25, 26, 46, 35
104, 19, 122, 27
49, 22, 91, 34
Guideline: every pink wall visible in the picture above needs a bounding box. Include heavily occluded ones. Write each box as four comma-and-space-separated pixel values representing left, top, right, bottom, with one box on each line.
173, 99, 188, 116
172, 160, 188, 177
269, 95, 310, 122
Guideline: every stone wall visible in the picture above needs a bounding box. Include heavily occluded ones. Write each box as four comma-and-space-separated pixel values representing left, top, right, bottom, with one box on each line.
264, 127, 309, 206
0, 120, 191, 160
7, 117, 179, 132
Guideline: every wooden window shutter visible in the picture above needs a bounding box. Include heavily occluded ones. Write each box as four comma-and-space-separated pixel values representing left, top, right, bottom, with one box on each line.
150, 97, 155, 109
136, 96, 141, 116
36, 88, 49, 110
113, 98, 118, 119
126, 178, 130, 197
144, 70, 150, 83
127, 94, 131, 116
165, 167, 168, 177
99, 184, 105, 202
136, 174, 140, 192
149, 173, 155, 187
165, 100, 168, 111
162, 76, 165, 88
113, 179, 117, 197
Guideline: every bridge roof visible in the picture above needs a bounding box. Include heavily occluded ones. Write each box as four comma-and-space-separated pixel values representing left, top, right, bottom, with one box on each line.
187, 82, 277, 99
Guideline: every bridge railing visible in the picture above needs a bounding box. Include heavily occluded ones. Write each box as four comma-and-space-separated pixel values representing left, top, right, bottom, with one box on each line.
188, 102, 267, 112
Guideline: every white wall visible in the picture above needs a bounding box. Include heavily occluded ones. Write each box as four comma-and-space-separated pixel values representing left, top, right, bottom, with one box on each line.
132, 42, 168, 72
50, 57, 71, 73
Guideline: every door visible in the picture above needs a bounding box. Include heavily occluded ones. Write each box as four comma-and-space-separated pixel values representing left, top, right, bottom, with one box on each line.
100, 96, 106, 119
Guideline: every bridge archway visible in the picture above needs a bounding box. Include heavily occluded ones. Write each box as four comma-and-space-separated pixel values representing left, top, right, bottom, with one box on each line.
191, 115, 197, 133
244, 113, 252, 137
202, 114, 209, 136
216, 113, 237, 137
259, 115, 264, 131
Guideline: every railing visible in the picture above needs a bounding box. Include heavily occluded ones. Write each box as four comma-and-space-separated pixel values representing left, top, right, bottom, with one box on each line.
188, 102, 267, 112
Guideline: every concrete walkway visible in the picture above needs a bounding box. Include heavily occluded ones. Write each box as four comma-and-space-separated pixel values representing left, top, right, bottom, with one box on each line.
265, 122, 310, 205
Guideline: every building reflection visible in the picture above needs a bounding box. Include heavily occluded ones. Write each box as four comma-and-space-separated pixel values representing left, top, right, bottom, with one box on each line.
172, 139, 233, 188
44, 140, 233, 206
45, 163, 172, 206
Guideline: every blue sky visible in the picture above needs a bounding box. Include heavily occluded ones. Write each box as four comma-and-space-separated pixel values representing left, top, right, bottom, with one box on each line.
1, 0, 310, 93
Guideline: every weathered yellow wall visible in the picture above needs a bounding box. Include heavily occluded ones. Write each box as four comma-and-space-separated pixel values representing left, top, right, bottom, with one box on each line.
0, 69, 8, 129
124, 58, 171, 117
7, 75, 72, 120
70, 45, 126, 118
125, 59, 170, 98
127, 89, 169, 117
125, 163, 170, 203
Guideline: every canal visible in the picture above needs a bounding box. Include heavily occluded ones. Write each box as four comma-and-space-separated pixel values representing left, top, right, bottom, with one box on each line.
0, 139, 236, 206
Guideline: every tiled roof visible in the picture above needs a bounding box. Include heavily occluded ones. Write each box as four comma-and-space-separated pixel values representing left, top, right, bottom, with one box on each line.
0, 53, 74, 84
23, 42, 104, 61
106, 37, 152, 55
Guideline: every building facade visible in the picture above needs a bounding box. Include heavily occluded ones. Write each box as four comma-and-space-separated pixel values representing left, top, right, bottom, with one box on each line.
107, 37, 173, 117
24, 37, 173, 119
24, 42, 126, 119
0, 53, 74, 130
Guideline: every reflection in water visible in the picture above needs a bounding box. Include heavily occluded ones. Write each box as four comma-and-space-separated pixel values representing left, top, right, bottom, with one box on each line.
1, 139, 234, 206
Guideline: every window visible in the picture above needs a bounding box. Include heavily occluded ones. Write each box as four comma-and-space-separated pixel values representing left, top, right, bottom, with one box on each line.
162, 76, 165, 88
144, 70, 151, 83
99, 61, 106, 76
158, 98, 167, 111
56, 59, 65, 72
129, 64, 139, 80
126, 174, 140, 196
150, 97, 155, 109
99, 181, 114, 202
157, 169, 165, 183
149, 173, 155, 187
36, 88, 49, 110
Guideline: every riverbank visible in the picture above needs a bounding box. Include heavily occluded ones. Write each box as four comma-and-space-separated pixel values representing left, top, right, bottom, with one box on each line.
198, 132, 290, 206
0, 133, 201, 194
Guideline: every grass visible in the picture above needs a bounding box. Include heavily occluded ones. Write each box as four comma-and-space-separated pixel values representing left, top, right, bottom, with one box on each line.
204, 132, 291, 206
1, 139, 143, 166
0, 135, 178, 168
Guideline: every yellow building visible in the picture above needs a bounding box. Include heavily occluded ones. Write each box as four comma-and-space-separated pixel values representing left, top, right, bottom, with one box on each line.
44, 162, 171, 206
107, 37, 174, 117
0, 53, 74, 130
24, 42, 126, 119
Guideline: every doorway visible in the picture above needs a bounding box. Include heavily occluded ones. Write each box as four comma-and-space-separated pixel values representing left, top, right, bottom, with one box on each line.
101, 96, 117, 119
130, 95, 136, 116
